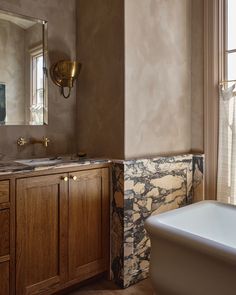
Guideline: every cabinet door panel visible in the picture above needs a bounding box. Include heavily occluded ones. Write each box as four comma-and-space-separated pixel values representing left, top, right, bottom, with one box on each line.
0, 261, 9, 295
16, 174, 68, 295
0, 181, 9, 204
68, 168, 109, 281
0, 209, 10, 257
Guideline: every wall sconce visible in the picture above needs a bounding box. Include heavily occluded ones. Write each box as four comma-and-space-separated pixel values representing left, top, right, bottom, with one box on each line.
50, 60, 81, 98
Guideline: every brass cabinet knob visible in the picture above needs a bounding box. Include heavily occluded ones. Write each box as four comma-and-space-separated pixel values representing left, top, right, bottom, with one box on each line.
62, 176, 68, 182
71, 175, 77, 181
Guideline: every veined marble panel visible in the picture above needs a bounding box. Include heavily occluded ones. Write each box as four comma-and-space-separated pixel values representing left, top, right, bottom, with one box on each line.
111, 154, 204, 288
111, 163, 125, 286
193, 154, 204, 202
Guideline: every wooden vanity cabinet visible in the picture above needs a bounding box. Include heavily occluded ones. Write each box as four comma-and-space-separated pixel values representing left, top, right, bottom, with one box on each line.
0, 260, 9, 294
15, 166, 110, 295
68, 168, 109, 281
0, 209, 10, 295
0, 180, 10, 295
16, 174, 68, 294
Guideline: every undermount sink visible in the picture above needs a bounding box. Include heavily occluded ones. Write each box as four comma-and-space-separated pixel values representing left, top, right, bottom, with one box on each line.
16, 158, 63, 166
15, 156, 77, 167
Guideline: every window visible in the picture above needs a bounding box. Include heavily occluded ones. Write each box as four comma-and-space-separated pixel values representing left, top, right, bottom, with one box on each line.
216, 0, 236, 204
30, 46, 44, 125
225, 0, 236, 81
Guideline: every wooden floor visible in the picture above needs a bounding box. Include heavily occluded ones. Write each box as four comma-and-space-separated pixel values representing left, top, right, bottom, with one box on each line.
68, 278, 154, 295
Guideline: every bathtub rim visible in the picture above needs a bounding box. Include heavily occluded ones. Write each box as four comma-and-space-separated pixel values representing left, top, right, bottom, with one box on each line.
145, 200, 236, 265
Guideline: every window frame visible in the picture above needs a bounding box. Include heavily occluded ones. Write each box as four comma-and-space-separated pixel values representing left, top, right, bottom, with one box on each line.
204, 0, 236, 201
204, 0, 224, 201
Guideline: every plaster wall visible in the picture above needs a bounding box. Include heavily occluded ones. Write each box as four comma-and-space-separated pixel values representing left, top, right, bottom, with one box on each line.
76, 0, 125, 159
0, 0, 205, 160
0, 0, 77, 160
124, 0, 192, 158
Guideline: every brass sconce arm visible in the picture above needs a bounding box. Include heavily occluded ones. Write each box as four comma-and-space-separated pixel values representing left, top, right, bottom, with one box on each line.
50, 60, 81, 99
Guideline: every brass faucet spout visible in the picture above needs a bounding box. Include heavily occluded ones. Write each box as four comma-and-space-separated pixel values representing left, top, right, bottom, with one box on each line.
30, 137, 50, 147
43, 136, 50, 147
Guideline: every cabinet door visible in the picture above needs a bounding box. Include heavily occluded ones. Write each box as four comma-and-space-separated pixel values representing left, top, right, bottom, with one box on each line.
0, 261, 9, 295
68, 168, 110, 281
0, 208, 10, 295
16, 174, 68, 295
0, 209, 10, 258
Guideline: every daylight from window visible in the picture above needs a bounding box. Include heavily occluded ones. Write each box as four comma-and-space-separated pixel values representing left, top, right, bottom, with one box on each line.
226, 0, 236, 80
30, 51, 44, 125
227, 0, 236, 195
217, 0, 236, 205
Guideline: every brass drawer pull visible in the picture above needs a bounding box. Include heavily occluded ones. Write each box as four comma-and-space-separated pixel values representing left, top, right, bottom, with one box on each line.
62, 176, 68, 182
71, 176, 77, 181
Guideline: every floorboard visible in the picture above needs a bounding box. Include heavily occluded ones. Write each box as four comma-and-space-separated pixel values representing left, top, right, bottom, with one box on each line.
68, 278, 154, 295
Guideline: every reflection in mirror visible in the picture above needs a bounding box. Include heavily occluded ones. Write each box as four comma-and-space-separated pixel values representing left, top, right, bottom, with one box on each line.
0, 10, 48, 125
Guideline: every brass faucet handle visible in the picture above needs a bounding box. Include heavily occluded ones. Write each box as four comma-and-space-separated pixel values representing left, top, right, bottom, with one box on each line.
43, 136, 50, 147
17, 137, 28, 146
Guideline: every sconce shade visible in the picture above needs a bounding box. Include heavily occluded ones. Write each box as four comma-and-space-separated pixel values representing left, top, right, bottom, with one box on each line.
50, 60, 81, 98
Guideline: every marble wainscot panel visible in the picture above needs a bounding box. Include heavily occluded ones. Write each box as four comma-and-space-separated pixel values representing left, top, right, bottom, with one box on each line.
111, 163, 125, 286
111, 154, 204, 288
193, 154, 204, 202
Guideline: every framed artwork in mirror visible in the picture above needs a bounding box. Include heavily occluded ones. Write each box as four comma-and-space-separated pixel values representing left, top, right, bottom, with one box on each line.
0, 83, 6, 125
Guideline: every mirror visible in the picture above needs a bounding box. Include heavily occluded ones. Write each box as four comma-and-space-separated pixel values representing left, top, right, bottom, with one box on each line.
0, 9, 48, 125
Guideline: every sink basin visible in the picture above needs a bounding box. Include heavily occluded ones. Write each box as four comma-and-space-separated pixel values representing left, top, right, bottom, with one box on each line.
15, 157, 68, 167
0, 161, 32, 173
14, 156, 105, 169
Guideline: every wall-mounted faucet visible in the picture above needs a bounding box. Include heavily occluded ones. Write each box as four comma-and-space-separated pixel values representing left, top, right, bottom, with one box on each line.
17, 136, 50, 148
17, 137, 27, 147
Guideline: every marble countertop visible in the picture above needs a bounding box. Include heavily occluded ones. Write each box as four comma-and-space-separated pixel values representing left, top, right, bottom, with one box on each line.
0, 156, 110, 175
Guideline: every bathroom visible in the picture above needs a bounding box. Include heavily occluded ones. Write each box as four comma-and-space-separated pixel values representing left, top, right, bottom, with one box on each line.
0, 0, 234, 294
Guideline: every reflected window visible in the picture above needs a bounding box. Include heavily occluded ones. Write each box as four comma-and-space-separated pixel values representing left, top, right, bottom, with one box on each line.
30, 46, 44, 125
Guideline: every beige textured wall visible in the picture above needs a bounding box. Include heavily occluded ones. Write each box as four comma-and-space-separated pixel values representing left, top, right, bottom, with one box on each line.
0, 19, 26, 125
0, 0, 204, 160
191, 0, 204, 152
76, 0, 124, 159
0, 0, 77, 160
124, 0, 192, 158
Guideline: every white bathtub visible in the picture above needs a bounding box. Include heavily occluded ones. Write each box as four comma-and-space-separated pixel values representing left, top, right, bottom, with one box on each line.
145, 201, 236, 295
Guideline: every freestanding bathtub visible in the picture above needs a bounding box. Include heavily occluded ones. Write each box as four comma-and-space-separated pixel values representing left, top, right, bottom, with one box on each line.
145, 201, 236, 295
